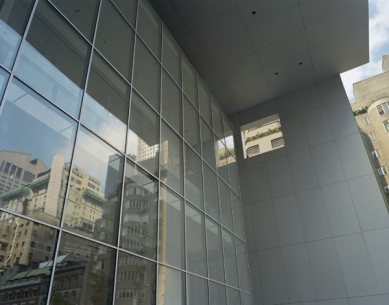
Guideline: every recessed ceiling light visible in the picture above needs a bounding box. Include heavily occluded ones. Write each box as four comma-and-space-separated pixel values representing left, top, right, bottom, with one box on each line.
299, 62, 303, 65
74, 8, 80, 13
252, 11, 256, 15
275, 72, 279, 75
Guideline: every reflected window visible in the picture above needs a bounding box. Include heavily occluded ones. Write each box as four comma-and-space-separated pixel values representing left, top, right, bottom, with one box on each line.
162, 28, 181, 86
50, 0, 99, 41
82, 52, 130, 152
127, 91, 159, 176
64, 127, 124, 245
223, 114, 235, 158
182, 57, 197, 108
184, 145, 203, 210
0, 79, 77, 225
219, 179, 233, 231
227, 287, 241, 305
216, 140, 229, 183
212, 99, 224, 141
160, 122, 183, 195
201, 119, 216, 169
241, 292, 253, 305
95, 0, 135, 82
209, 282, 227, 305
115, 251, 156, 305
0, 213, 57, 303
185, 203, 207, 277
231, 192, 245, 239
236, 238, 250, 291
158, 265, 185, 305
133, 38, 160, 112
159, 185, 185, 268
0, 0, 33, 69
198, 81, 212, 127
222, 229, 239, 288
227, 154, 240, 197
0, 67, 9, 99
183, 96, 201, 154
53, 232, 116, 305
203, 163, 219, 221
187, 274, 208, 305
206, 217, 224, 283
120, 159, 158, 260
162, 70, 182, 135
15, 0, 90, 117
137, 0, 161, 59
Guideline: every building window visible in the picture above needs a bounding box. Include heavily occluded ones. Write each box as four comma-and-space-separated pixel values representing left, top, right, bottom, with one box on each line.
377, 102, 389, 115
371, 150, 381, 159
377, 166, 388, 176
383, 119, 389, 132
246, 145, 259, 157
384, 185, 389, 195
368, 133, 376, 140
271, 137, 285, 149
363, 117, 370, 125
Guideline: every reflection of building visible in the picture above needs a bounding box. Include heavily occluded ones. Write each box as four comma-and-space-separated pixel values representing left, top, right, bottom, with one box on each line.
351, 54, 389, 205
137, 138, 159, 163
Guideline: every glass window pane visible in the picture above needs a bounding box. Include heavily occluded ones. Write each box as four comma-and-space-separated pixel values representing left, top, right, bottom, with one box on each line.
203, 163, 219, 221
209, 282, 227, 305
137, 0, 161, 59
240, 292, 253, 305
64, 127, 124, 245
160, 122, 183, 195
0, 79, 77, 226
162, 70, 182, 135
50, 0, 99, 41
95, 0, 135, 82
115, 251, 156, 305
198, 80, 212, 126
187, 274, 208, 305
219, 179, 233, 231
223, 115, 235, 157
0, 0, 33, 69
228, 155, 240, 195
212, 99, 224, 141
158, 265, 186, 305
133, 38, 160, 111
206, 217, 225, 282
184, 96, 201, 154
112, 0, 137, 27
227, 287, 241, 305
120, 159, 158, 259
231, 192, 245, 239
217, 140, 229, 183
163, 27, 181, 86
15, 0, 90, 118
54, 232, 116, 305
127, 91, 159, 176
236, 238, 251, 292
182, 57, 197, 108
0, 67, 9, 99
82, 52, 130, 152
201, 118, 216, 169
185, 144, 203, 210
185, 203, 207, 277
159, 185, 185, 268
222, 229, 239, 288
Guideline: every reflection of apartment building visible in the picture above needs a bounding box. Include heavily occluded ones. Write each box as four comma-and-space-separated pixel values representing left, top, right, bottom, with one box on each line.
351, 55, 389, 204
137, 138, 159, 162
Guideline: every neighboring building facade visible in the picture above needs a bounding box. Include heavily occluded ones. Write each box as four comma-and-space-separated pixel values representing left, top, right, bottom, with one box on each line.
351, 54, 389, 205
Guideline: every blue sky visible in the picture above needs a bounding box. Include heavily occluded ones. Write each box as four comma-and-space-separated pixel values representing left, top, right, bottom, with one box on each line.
340, 0, 389, 100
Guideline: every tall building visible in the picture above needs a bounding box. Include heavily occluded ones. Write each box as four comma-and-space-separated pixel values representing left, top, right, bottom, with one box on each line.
351, 54, 389, 206
1, 0, 389, 305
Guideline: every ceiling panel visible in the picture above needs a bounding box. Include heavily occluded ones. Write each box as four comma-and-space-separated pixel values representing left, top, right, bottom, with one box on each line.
175, 33, 201, 59
160, 9, 188, 38
190, 54, 212, 76
271, 69, 316, 97
200, 72, 223, 92
224, 72, 269, 100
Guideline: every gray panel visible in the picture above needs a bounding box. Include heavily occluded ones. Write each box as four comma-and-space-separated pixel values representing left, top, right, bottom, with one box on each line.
251, 200, 280, 250
297, 83, 323, 113
318, 300, 350, 305
347, 174, 389, 232
296, 188, 331, 242
302, 107, 333, 147
239, 106, 259, 126
288, 148, 319, 192
281, 243, 316, 303
318, 75, 348, 105
257, 248, 289, 305
307, 239, 347, 300
349, 296, 383, 305
256, 100, 278, 120
324, 98, 359, 139
363, 228, 389, 294
334, 233, 379, 297
248, 252, 264, 305
275, 92, 301, 120
320, 181, 360, 237
246, 162, 272, 203
243, 205, 256, 253
266, 156, 294, 197
273, 194, 305, 246
238, 167, 250, 205
335, 134, 373, 179
282, 114, 309, 154
311, 142, 345, 186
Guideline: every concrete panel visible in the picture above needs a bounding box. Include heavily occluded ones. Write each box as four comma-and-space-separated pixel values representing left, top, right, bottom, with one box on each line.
282, 114, 310, 154
266, 156, 294, 197
302, 107, 333, 147
288, 148, 319, 192
248, 252, 264, 305
297, 83, 323, 113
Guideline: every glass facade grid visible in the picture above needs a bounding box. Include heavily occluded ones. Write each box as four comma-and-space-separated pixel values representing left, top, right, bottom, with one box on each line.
0, 1, 251, 304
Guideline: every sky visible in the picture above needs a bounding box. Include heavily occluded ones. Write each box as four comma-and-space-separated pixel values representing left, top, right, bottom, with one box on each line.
340, 0, 389, 101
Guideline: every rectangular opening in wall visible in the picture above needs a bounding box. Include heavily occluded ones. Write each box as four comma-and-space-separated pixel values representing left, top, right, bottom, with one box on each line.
241, 114, 284, 158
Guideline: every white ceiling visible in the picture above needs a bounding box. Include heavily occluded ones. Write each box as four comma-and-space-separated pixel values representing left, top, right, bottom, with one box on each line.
149, 0, 369, 115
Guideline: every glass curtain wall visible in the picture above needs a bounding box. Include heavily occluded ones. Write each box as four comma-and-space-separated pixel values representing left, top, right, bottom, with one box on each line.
0, 0, 251, 304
